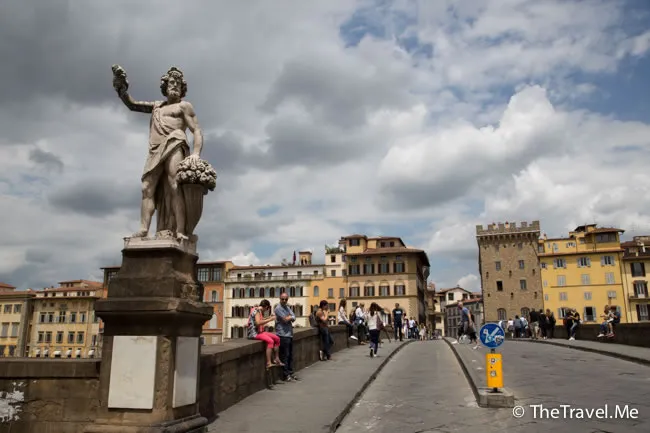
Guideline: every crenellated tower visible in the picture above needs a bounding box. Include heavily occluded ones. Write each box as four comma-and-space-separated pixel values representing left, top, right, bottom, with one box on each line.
476, 220, 544, 322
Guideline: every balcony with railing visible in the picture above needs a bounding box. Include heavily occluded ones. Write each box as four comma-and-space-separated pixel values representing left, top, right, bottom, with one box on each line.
225, 274, 324, 283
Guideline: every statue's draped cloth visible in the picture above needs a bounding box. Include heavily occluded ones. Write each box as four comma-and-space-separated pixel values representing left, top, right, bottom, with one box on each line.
144, 101, 189, 234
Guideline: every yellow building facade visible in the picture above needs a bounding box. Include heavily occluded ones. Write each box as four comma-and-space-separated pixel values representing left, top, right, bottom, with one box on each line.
539, 225, 627, 324
0, 283, 34, 357
336, 235, 430, 323
621, 236, 650, 322
28, 280, 105, 358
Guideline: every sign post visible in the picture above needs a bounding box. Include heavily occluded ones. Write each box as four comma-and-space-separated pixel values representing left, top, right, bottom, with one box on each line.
479, 323, 505, 393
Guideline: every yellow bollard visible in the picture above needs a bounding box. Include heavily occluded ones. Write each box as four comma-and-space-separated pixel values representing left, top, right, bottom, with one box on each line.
486, 351, 503, 390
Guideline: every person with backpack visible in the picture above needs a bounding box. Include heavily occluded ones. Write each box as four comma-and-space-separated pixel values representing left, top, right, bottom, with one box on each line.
354, 303, 367, 344
367, 303, 384, 358
247, 299, 283, 369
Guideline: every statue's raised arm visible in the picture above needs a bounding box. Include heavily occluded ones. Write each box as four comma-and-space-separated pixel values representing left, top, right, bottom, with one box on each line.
111, 65, 154, 114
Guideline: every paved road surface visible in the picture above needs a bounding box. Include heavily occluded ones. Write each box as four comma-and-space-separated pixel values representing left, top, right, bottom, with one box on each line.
337, 340, 650, 432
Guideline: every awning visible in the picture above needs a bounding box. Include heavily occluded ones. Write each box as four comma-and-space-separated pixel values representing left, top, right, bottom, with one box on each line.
76, 349, 81, 356
66, 350, 72, 357
35, 349, 40, 355
53, 351, 61, 356
43, 350, 49, 355
88, 350, 95, 356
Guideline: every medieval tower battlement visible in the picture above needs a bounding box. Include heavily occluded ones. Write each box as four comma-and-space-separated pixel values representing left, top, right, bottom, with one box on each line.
476, 220, 544, 322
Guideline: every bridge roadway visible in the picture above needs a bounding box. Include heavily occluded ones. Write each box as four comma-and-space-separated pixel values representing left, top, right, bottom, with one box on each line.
209, 339, 650, 432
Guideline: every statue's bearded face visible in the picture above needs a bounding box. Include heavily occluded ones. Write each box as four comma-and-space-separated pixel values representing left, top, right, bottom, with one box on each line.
167, 75, 182, 97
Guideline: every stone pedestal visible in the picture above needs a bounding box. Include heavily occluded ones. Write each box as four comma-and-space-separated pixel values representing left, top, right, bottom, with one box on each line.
85, 238, 212, 433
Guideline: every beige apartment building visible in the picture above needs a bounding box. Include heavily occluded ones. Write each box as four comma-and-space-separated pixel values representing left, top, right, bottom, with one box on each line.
223, 255, 322, 339
338, 235, 430, 323
621, 236, 650, 322
27, 280, 105, 358
0, 282, 34, 357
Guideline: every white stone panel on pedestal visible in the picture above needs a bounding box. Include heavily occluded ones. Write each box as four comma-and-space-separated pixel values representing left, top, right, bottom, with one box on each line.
108, 336, 157, 409
173, 336, 199, 408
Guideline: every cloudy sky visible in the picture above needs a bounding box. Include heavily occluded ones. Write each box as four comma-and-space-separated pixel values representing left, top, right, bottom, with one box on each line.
1, 0, 650, 292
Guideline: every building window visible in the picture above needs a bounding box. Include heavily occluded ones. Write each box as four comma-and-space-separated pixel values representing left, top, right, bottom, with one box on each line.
559, 292, 568, 301
584, 292, 592, 301
379, 285, 389, 296
553, 259, 566, 268
577, 257, 591, 268
540, 262, 547, 269
637, 304, 649, 321
3, 305, 11, 314
364, 285, 375, 297
595, 233, 617, 243
601, 256, 614, 266
394, 263, 405, 273
543, 280, 548, 287
0, 324, 7, 338
544, 294, 549, 301
349, 265, 360, 275
538, 244, 544, 253
45, 332, 52, 343
47, 312, 54, 323
379, 263, 389, 273
557, 275, 566, 286
495, 261, 501, 271
58, 311, 66, 323
496, 281, 503, 291
447, 293, 454, 301
328, 288, 334, 298
70, 312, 77, 324
605, 272, 615, 284
56, 331, 63, 344
331, 270, 336, 277
13, 304, 21, 314
211, 291, 218, 302
338, 288, 344, 298
350, 286, 360, 297
350, 239, 360, 246
330, 255, 336, 263
558, 307, 569, 319
497, 308, 507, 320
581, 274, 591, 285
364, 264, 374, 274
519, 279, 527, 290
313, 286, 319, 297
38, 332, 44, 343
607, 290, 617, 299
631, 262, 646, 277
634, 281, 648, 297
518, 260, 525, 269
566, 242, 576, 248
197, 267, 210, 282
68, 332, 75, 344
394, 285, 406, 296
584, 307, 596, 322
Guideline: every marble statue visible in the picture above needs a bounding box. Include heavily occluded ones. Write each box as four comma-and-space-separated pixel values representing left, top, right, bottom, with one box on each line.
111, 65, 216, 242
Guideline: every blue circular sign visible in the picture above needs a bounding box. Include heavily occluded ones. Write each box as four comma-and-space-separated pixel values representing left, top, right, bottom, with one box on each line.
479, 323, 505, 348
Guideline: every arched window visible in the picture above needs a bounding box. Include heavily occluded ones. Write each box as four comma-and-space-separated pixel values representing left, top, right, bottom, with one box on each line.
257, 287, 264, 298
270, 287, 275, 298
211, 291, 218, 302
232, 288, 237, 299
364, 284, 375, 297
280, 287, 286, 294
497, 308, 507, 321
297, 286, 303, 297
239, 288, 245, 298
521, 308, 530, 318
231, 306, 236, 317
248, 287, 255, 298
289, 286, 296, 297
313, 286, 319, 297
349, 285, 360, 297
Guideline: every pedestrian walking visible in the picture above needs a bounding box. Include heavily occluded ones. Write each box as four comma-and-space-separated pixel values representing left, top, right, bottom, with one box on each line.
367, 303, 384, 357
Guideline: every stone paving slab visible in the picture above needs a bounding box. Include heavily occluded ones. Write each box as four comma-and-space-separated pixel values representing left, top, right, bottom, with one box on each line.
207, 340, 410, 433
513, 337, 650, 366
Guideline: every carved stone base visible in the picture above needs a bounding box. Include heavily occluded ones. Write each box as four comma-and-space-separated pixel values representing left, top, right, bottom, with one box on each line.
87, 243, 212, 432
124, 231, 198, 255
84, 414, 208, 433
